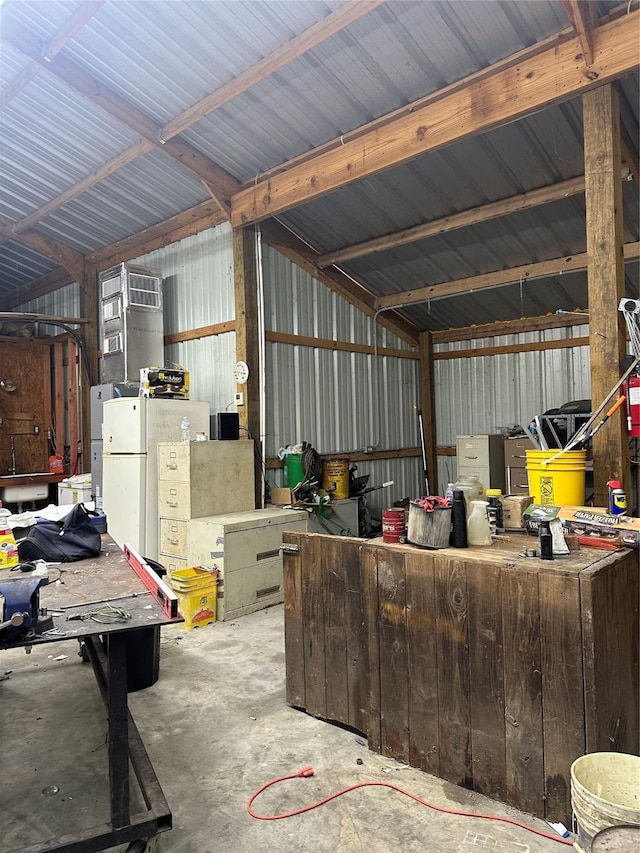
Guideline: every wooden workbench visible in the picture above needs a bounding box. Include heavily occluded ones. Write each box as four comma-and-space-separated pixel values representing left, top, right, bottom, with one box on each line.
283, 533, 639, 825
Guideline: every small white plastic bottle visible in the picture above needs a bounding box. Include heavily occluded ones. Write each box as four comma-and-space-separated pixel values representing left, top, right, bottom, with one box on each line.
467, 500, 493, 546
180, 417, 191, 442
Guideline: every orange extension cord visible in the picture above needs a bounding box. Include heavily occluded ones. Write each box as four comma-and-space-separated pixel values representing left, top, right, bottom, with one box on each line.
247, 767, 574, 846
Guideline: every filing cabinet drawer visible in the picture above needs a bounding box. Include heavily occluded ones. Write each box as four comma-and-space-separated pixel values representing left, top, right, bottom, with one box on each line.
504, 436, 531, 467
506, 466, 530, 495
159, 518, 188, 557
456, 463, 491, 490
158, 481, 192, 518
159, 553, 188, 573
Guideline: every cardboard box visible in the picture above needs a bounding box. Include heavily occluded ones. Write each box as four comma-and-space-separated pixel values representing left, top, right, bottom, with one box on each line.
270, 488, 295, 506
523, 504, 640, 549
503, 495, 533, 530
139, 367, 189, 399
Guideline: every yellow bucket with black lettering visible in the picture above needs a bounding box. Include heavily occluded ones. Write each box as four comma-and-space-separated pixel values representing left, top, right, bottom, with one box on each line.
525, 450, 587, 506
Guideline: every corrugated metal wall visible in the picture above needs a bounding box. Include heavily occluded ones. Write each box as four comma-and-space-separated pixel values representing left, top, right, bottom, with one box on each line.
13, 282, 81, 337
11, 227, 595, 514
262, 244, 423, 512
131, 224, 237, 416
434, 324, 590, 494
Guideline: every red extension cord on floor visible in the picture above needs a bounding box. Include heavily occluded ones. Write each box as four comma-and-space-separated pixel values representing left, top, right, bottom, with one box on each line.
247, 767, 573, 846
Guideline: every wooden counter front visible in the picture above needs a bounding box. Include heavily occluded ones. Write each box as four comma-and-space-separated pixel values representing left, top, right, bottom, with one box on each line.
282, 533, 639, 824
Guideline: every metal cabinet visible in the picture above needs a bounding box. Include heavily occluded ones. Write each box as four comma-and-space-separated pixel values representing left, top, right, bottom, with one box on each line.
456, 434, 505, 491
159, 508, 308, 621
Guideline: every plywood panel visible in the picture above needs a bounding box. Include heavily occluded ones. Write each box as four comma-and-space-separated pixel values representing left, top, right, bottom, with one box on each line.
0, 339, 48, 474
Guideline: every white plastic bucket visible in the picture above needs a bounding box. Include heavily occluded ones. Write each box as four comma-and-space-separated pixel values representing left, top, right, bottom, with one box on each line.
571, 753, 640, 851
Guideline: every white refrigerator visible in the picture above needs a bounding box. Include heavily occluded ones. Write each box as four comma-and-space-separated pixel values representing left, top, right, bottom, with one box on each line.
102, 397, 210, 559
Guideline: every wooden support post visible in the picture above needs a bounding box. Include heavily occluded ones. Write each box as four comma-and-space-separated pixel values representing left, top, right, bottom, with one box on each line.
583, 85, 629, 506
419, 331, 438, 495
79, 262, 98, 475
233, 226, 261, 507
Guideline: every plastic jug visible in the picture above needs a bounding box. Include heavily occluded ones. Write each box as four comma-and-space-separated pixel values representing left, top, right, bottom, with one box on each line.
453, 475, 485, 518
467, 500, 493, 546
0, 505, 19, 568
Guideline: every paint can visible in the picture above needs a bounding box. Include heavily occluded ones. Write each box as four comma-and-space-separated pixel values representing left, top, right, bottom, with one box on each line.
382, 508, 407, 543
321, 459, 350, 499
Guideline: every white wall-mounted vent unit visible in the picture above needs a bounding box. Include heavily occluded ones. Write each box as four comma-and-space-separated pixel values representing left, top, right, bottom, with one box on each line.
98, 263, 164, 384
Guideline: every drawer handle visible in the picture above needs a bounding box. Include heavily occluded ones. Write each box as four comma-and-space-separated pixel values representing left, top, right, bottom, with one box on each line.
257, 549, 280, 561
465, 455, 478, 459
166, 501, 179, 507
166, 463, 178, 470
167, 537, 179, 545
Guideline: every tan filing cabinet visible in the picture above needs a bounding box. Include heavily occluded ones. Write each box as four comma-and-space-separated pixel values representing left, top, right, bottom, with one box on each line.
456, 434, 505, 491
157, 440, 255, 520
159, 507, 308, 621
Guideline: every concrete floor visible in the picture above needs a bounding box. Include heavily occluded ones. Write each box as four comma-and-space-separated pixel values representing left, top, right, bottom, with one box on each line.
1, 605, 572, 853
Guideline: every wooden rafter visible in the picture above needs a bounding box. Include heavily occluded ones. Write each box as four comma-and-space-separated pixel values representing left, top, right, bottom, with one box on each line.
6, 3, 379, 233
13, 142, 151, 235
261, 219, 420, 346
561, 0, 597, 66
317, 176, 586, 269
0, 1, 104, 112
375, 242, 640, 310
231, 10, 640, 226
0, 215, 84, 283
0, 17, 239, 215
160, 0, 384, 140
1, 200, 228, 310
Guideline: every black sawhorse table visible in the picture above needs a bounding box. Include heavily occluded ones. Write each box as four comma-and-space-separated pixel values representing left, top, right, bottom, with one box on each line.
0, 539, 180, 853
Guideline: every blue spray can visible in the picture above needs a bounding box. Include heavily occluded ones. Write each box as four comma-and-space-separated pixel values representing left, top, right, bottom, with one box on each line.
606, 480, 627, 515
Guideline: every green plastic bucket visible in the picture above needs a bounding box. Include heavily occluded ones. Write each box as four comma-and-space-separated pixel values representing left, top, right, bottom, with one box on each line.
284, 453, 305, 488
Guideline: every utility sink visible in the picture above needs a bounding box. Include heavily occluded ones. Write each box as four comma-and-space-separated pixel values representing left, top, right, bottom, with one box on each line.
1, 483, 49, 504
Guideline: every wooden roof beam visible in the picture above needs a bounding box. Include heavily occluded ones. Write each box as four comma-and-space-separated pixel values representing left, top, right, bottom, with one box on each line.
0, 215, 84, 283
2, 199, 229, 309
231, 9, 640, 226
318, 176, 586, 269
0, 1, 104, 112
160, 0, 384, 140
375, 242, 640, 310
6, 3, 378, 233
561, 0, 597, 66
0, 17, 239, 215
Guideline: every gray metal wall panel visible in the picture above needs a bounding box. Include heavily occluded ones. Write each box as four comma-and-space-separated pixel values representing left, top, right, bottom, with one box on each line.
263, 240, 421, 513
13, 282, 81, 337
434, 324, 590, 448
128, 223, 237, 418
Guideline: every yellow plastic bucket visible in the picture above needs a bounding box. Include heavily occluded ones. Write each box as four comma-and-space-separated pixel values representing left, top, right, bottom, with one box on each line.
525, 449, 587, 506
170, 567, 218, 628
321, 459, 350, 499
